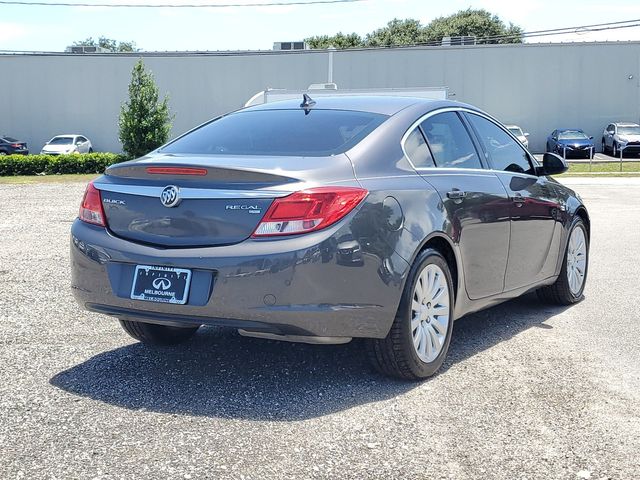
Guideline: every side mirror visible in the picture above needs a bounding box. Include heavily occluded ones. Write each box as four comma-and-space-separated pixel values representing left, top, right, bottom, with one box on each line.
589, 136, 594, 140
524, 132, 530, 137
537, 152, 568, 176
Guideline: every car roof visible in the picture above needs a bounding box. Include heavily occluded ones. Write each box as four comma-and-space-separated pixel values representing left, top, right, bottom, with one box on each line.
504, 125, 521, 129
557, 128, 584, 132
614, 122, 640, 127
52, 134, 81, 138
242, 95, 452, 116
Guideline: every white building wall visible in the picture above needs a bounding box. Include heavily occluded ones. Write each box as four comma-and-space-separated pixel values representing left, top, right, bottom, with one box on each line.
1, 41, 638, 154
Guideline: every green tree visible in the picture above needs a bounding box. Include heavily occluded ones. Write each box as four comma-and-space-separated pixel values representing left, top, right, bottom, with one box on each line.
305, 9, 522, 49
305, 32, 364, 49
73, 36, 139, 52
424, 9, 523, 44
118, 59, 173, 158
365, 18, 427, 47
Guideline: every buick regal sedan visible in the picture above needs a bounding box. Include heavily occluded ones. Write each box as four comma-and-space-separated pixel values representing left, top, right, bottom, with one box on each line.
71, 96, 590, 380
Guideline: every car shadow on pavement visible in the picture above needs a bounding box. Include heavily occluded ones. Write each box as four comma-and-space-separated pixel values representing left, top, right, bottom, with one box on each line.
50, 293, 570, 421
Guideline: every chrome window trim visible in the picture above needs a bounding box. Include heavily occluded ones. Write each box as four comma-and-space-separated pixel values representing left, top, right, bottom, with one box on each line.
401, 106, 537, 176
94, 183, 291, 199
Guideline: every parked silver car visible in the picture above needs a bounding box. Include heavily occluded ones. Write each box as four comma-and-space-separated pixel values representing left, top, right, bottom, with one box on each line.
41, 135, 93, 155
505, 125, 529, 149
602, 123, 640, 157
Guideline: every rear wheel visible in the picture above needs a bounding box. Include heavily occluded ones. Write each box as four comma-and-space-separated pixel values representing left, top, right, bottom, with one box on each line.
537, 216, 588, 305
368, 249, 454, 380
88, 147, 93, 153
119, 319, 199, 346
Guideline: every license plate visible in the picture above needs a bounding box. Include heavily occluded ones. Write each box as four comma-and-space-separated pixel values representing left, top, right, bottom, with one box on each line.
130, 265, 192, 304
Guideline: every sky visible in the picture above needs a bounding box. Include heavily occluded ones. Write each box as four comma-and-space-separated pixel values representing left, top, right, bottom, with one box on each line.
0, 0, 639, 52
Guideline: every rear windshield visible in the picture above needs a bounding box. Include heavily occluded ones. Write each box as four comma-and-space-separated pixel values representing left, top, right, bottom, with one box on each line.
160, 109, 388, 156
2, 136, 18, 142
558, 131, 587, 140
49, 137, 74, 145
508, 127, 523, 137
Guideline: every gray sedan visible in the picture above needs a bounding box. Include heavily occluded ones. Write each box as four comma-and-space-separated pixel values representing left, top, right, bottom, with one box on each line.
71, 96, 589, 380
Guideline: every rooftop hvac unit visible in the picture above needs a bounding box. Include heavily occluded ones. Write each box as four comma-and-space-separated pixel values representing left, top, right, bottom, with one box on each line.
441, 36, 476, 46
65, 45, 110, 54
273, 41, 308, 51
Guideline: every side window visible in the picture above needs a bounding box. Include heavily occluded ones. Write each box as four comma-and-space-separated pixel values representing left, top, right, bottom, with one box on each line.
466, 113, 534, 175
420, 112, 482, 169
404, 128, 435, 168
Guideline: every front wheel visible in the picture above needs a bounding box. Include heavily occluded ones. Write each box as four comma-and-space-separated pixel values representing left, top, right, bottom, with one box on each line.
119, 319, 199, 346
537, 216, 588, 305
612, 142, 618, 157
368, 249, 454, 380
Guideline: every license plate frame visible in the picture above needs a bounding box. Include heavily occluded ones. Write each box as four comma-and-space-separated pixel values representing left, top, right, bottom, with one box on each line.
130, 265, 192, 305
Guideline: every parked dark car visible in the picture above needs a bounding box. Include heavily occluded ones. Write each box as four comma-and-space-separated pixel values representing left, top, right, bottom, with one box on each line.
0, 136, 28, 155
602, 123, 640, 157
546, 129, 594, 159
71, 96, 590, 380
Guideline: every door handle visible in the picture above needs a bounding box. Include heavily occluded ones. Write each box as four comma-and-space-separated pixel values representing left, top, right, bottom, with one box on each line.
512, 193, 525, 207
446, 190, 467, 200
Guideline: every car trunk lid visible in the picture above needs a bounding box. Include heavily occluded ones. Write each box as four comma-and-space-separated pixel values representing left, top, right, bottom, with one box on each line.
94, 153, 355, 248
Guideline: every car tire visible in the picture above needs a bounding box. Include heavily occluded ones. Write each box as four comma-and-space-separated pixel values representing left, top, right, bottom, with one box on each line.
119, 319, 200, 346
612, 142, 618, 158
89, 148, 93, 153
537, 216, 588, 305
0, 151, 7, 156
367, 248, 454, 380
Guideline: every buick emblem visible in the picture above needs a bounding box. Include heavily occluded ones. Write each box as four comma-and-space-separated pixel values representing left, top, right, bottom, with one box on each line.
160, 185, 180, 208
152, 277, 172, 290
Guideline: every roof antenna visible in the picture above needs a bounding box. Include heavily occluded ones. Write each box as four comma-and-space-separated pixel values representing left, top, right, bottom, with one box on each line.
300, 93, 316, 114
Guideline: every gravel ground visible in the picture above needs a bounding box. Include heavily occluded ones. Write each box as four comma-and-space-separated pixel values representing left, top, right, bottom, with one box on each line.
0, 178, 639, 479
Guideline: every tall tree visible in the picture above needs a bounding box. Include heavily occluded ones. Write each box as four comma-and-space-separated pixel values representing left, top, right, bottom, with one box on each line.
305, 32, 364, 49
365, 18, 428, 47
118, 60, 172, 158
424, 9, 523, 44
73, 36, 139, 52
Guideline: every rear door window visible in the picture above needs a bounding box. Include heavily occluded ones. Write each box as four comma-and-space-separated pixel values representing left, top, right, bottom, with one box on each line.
420, 112, 482, 169
466, 113, 534, 175
404, 128, 435, 168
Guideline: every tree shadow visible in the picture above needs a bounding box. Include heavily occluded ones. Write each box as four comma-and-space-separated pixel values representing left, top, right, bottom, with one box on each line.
51, 294, 570, 421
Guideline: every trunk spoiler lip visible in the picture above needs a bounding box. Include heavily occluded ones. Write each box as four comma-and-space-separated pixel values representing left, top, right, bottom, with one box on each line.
93, 182, 292, 200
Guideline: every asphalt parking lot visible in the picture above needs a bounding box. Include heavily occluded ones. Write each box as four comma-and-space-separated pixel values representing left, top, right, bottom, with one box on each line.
1, 178, 639, 479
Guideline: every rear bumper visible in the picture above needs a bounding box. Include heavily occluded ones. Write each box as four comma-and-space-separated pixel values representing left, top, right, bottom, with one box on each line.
70, 219, 409, 339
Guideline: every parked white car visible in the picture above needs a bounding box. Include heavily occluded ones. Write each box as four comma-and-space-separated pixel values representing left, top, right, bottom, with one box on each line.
41, 135, 93, 155
602, 123, 640, 157
505, 125, 530, 149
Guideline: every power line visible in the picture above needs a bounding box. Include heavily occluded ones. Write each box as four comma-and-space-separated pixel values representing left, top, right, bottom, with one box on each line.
0, 0, 364, 7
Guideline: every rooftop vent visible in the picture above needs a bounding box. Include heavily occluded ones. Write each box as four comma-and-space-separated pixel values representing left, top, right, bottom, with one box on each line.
273, 41, 308, 51
65, 45, 110, 54
441, 36, 476, 46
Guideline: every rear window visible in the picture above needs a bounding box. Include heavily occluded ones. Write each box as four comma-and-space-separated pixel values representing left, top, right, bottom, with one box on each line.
160, 109, 388, 157
2, 136, 18, 142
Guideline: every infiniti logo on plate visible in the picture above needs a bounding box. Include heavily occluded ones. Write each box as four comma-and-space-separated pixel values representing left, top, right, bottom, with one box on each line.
160, 185, 180, 208
152, 277, 172, 290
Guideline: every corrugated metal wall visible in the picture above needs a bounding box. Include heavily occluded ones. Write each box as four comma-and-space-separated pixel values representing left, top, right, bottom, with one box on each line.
1, 41, 638, 154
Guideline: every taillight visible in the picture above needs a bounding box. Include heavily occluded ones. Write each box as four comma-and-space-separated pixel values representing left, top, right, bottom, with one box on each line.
252, 187, 368, 237
79, 182, 106, 227
10, 143, 20, 148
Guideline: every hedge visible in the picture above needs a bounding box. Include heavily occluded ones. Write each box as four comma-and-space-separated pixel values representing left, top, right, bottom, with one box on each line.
0, 153, 129, 176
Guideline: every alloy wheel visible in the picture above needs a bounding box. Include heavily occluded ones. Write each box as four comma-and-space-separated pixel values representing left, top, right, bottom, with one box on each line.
566, 226, 587, 295
411, 264, 450, 363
